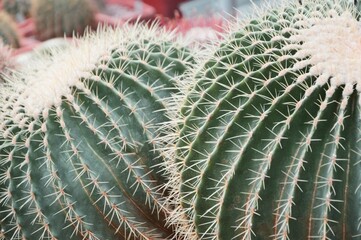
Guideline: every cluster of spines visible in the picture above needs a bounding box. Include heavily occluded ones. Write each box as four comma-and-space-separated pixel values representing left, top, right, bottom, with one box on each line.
160, 1, 361, 240
0, 23, 194, 239
31, 0, 96, 41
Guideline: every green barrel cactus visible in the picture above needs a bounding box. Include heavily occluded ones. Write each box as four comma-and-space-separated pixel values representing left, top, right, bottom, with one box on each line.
162, 0, 361, 239
31, 0, 96, 41
0, 11, 20, 48
0, 23, 194, 239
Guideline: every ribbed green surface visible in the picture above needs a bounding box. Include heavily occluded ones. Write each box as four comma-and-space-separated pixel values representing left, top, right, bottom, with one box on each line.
0, 25, 194, 239
31, 0, 95, 40
174, 1, 361, 239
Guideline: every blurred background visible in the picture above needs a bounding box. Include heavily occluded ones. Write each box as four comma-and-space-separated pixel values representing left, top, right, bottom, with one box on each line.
150, 0, 277, 18
0, 0, 277, 58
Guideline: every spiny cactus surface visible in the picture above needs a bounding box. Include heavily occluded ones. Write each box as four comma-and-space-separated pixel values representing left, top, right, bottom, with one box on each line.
0, 23, 194, 240
31, 0, 96, 41
0, 11, 20, 48
163, 0, 361, 239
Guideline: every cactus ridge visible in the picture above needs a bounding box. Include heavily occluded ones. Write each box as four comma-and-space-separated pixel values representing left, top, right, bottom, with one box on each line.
160, 0, 361, 239
0, 23, 194, 239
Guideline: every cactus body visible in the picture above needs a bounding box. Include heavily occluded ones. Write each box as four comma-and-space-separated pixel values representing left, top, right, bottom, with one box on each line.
0, 11, 20, 48
0, 23, 194, 239
31, 0, 96, 41
164, 1, 361, 239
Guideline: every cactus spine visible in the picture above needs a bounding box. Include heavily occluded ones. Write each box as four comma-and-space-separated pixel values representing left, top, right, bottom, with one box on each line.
162, 0, 361, 239
0, 11, 20, 48
0, 23, 194, 239
31, 0, 96, 41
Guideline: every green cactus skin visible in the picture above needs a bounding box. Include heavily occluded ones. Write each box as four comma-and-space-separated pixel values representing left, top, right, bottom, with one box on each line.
161, 0, 361, 239
0, 11, 20, 48
2, 0, 31, 21
31, 0, 96, 41
0, 23, 194, 239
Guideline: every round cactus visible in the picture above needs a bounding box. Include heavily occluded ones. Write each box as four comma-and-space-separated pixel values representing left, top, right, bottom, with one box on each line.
31, 0, 96, 41
161, 0, 361, 239
0, 23, 194, 239
2, 0, 31, 21
0, 11, 20, 48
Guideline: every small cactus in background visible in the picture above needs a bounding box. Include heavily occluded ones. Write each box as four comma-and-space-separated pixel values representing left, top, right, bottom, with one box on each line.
0, 23, 194, 239
0, 11, 20, 48
31, 0, 96, 41
161, 0, 361, 239
0, 40, 16, 82
2, 0, 31, 21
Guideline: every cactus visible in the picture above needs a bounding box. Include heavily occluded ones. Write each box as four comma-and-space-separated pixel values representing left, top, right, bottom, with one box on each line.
2, 0, 31, 21
0, 23, 194, 239
31, 0, 96, 41
161, 0, 361, 239
0, 11, 20, 48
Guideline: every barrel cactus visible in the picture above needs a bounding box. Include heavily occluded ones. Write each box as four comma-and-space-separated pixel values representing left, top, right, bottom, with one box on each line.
161, 0, 361, 239
0, 23, 194, 239
0, 11, 20, 48
31, 0, 96, 41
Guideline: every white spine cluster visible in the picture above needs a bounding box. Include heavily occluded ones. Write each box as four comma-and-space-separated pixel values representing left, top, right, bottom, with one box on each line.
289, 7, 361, 94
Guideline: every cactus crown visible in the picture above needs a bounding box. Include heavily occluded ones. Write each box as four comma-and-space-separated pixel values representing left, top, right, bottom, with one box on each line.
159, 0, 361, 239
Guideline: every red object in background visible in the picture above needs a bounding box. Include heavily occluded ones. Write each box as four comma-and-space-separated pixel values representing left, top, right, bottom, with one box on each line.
142, 0, 188, 18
